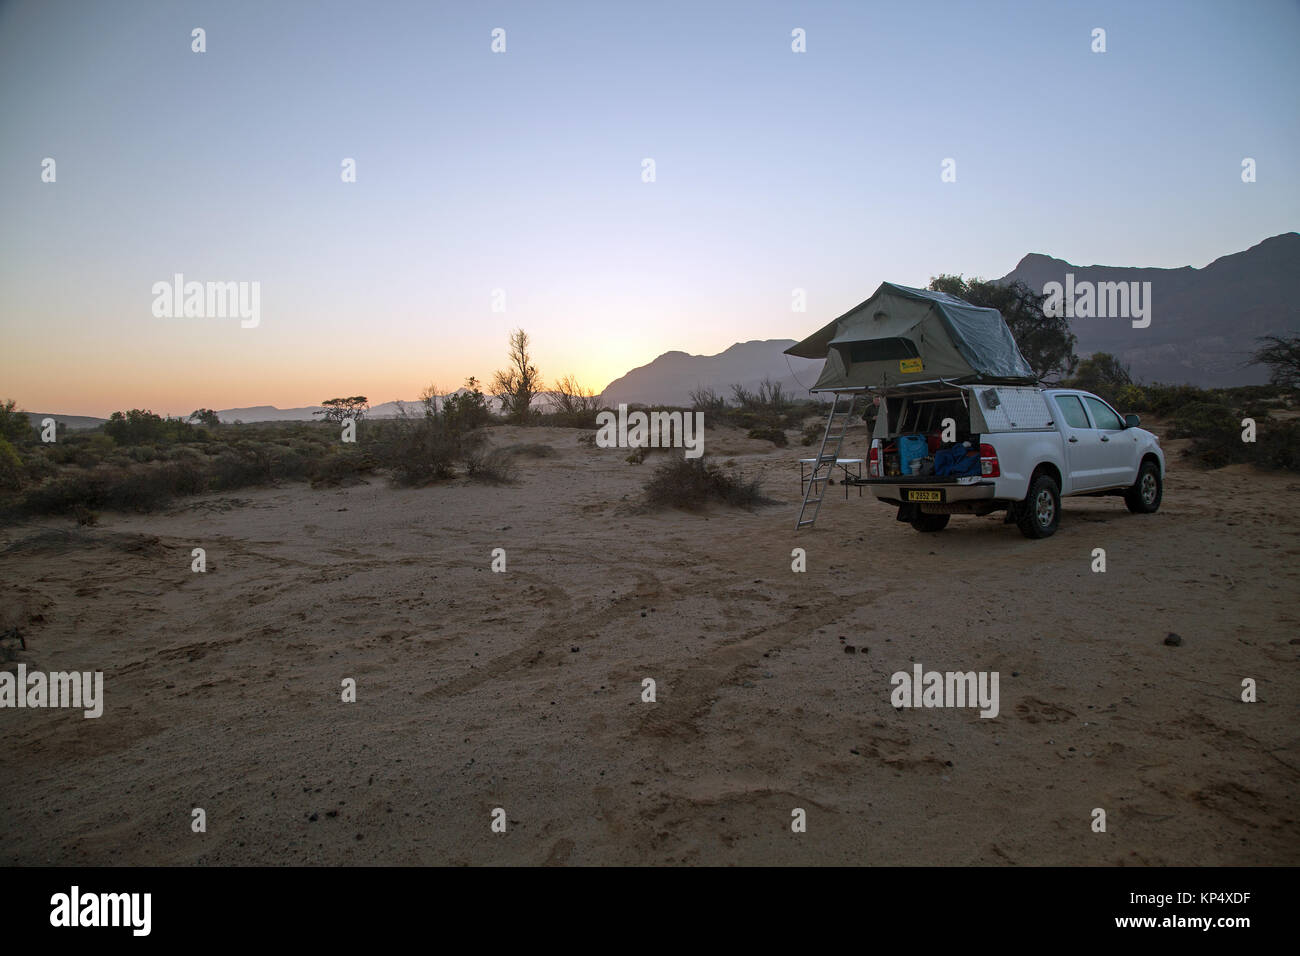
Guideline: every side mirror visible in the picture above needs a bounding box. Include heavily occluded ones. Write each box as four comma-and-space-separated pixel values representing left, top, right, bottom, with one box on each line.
1123, 414, 1140, 428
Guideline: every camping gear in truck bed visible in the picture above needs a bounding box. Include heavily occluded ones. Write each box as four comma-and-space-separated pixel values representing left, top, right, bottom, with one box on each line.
934, 442, 980, 477
896, 434, 928, 473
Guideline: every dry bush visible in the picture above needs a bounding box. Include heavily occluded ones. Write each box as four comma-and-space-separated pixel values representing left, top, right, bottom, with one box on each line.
642, 455, 770, 510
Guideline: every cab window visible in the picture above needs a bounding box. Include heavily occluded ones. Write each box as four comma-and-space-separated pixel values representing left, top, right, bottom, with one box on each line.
1055, 394, 1090, 429
1084, 396, 1123, 430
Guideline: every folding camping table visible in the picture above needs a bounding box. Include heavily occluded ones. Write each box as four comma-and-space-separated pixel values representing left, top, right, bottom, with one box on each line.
799, 458, 864, 500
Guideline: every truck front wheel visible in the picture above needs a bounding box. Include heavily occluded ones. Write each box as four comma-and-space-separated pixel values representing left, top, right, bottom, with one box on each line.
910, 511, 950, 533
1016, 473, 1060, 539
1124, 460, 1162, 514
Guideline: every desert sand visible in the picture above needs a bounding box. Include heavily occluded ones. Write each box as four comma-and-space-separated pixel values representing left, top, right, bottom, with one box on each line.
2, 422, 1297, 865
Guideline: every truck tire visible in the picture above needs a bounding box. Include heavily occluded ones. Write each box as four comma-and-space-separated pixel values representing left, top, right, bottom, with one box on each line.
1016, 473, 1060, 539
910, 512, 950, 532
1124, 459, 1162, 514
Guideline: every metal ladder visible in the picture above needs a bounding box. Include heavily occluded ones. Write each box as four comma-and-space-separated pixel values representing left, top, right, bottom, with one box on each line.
795, 391, 860, 530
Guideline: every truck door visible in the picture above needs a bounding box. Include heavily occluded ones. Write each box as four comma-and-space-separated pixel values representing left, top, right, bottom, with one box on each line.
1051, 393, 1102, 491
1082, 395, 1135, 487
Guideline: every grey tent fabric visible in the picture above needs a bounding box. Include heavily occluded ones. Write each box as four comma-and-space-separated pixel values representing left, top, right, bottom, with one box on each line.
785, 282, 1037, 390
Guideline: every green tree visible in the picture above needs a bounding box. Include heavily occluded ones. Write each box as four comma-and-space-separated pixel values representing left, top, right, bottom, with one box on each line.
0, 437, 22, 491
928, 275, 1078, 384
1069, 352, 1133, 403
104, 409, 169, 445
441, 377, 492, 431
188, 408, 221, 428
0, 399, 34, 445
315, 396, 369, 424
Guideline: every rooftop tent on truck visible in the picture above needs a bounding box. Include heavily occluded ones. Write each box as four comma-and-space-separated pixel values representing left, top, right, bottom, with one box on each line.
784, 282, 1037, 390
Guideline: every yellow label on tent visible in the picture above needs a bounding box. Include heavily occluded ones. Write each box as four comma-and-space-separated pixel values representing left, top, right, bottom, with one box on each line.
900, 358, 923, 373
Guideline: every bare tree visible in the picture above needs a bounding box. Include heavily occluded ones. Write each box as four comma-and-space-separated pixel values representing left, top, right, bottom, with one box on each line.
546, 374, 600, 415
689, 386, 726, 412
418, 384, 442, 417
1252, 335, 1300, 389
491, 330, 541, 424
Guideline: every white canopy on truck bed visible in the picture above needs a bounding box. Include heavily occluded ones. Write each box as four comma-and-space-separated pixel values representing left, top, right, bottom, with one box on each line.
785, 282, 1037, 390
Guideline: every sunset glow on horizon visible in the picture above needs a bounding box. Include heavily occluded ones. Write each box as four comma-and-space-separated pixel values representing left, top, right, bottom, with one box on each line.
3, 0, 1296, 418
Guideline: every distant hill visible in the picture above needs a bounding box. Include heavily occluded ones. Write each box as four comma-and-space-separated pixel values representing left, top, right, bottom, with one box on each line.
215, 405, 323, 423
214, 390, 507, 423
23, 413, 107, 431
599, 339, 825, 407
1000, 232, 1300, 386
218, 398, 445, 422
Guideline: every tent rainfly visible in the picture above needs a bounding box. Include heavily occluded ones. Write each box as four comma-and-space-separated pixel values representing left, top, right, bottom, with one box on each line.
785, 282, 1037, 391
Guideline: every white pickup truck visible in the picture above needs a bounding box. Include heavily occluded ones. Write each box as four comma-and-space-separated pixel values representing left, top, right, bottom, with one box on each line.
860, 384, 1165, 538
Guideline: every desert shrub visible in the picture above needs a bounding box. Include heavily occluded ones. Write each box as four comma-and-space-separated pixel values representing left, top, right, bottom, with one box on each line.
800, 421, 825, 446
21, 471, 106, 515
1243, 419, 1300, 470
1113, 384, 1148, 414
166, 445, 207, 463
310, 451, 377, 487
161, 460, 207, 496
463, 445, 514, 483
1117, 383, 1212, 417
1168, 401, 1235, 440
0, 400, 35, 445
374, 416, 463, 485
0, 438, 23, 491
543, 408, 601, 429
747, 426, 788, 447
643, 456, 770, 510
626, 446, 649, 464
20, 452, 57, 484
208, 450, 271, 490
101, 466, 181, 511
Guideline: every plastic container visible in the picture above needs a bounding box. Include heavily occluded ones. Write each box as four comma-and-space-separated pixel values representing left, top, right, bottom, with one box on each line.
896, 434, 928, 471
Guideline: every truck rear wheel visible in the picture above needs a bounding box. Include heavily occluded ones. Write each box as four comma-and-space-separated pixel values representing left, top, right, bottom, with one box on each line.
1016, 473, 1060, 539
1124, 459, 1162, 514
910, 512, 950, 533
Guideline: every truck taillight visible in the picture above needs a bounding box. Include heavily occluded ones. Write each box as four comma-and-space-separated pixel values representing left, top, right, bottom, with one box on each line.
979, 443, 1000, 477
868, 441, 881, 478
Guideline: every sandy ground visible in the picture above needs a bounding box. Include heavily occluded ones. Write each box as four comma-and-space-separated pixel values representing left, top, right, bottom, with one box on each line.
1, 422, 1297, 866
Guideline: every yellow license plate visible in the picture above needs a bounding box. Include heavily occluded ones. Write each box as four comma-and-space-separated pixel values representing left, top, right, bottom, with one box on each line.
906, 490, 942, 502
900, 358, 924, 373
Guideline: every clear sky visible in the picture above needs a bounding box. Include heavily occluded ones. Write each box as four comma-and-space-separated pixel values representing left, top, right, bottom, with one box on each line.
1, 0, 1296, 417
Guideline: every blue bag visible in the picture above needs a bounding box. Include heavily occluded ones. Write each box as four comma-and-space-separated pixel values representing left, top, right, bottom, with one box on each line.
934, 443, 980, 477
